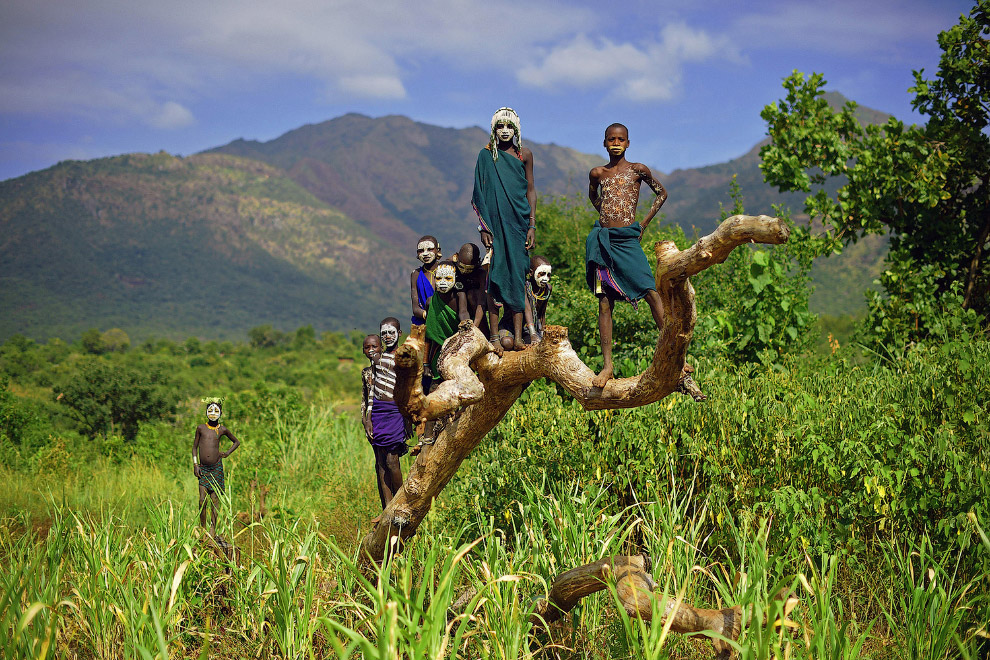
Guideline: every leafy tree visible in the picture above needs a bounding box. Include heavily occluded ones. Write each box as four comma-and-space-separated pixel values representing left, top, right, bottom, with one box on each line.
55, 358, 176, 441
248, 324, 285, 349
760, 1, 989, 342
101, 328, 130, 353
79, 328, 107, 355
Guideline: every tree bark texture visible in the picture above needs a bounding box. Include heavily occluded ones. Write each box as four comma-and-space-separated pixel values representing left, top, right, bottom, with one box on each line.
359, 214, 789, 562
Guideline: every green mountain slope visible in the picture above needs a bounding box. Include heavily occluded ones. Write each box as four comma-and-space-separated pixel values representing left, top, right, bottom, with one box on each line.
208, 113, 599, 254
0, 152, 407, 341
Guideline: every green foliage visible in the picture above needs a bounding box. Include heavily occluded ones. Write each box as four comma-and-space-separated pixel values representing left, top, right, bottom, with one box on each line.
54, 357, 177, 441
760, 2, 990, 343
692, 178, 821, 362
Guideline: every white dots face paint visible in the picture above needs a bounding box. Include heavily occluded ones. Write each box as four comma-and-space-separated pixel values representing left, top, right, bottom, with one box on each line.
206, 403, 221, 422
534, 264, 552, 287
434, 264, 457, 294
417, 240, 438, 264
380, 324, 399, 348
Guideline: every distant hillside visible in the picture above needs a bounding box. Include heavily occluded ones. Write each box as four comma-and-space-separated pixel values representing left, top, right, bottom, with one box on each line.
0, 152, 408, 341
208, 114, 599, 254
1, 95, 894, 342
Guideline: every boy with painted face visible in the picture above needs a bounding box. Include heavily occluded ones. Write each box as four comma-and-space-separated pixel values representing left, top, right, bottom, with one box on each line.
453, 243, 489, 335
193, 400, 241, 541
524, 255, 553, 344
361, 334, 382, 443
472, 107, 536, 352
410, 235, 441, 327
586, 123, 671, 388
369, 317, 410, 510
425, 260, 470, 378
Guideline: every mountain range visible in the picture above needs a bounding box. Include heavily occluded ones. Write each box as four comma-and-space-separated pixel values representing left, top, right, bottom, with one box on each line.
0, 93, 887, 342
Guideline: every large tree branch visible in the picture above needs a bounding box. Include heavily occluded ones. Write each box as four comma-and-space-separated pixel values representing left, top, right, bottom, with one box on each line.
360, 214, 788, 563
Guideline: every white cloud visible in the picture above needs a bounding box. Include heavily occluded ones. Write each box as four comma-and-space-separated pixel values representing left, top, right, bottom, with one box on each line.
149, 101, 195, 129
0, 0, 591, 124
518, 22, 739, 102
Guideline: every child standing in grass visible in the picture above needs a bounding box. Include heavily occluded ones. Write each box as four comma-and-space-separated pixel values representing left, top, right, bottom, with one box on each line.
193, 400, 241, 542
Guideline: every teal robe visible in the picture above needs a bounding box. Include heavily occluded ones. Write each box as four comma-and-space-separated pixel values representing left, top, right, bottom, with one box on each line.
585, 222, 656, 304
472, 148, 530, 313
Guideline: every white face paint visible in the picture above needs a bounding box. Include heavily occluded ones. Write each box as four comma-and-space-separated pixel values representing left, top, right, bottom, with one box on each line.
206, 403, 221, 423
495, 123, 515, 143
534, 264, 552, 287
416, 240, 438, 264
380, 323, 399, 348
434, 264, 457, 293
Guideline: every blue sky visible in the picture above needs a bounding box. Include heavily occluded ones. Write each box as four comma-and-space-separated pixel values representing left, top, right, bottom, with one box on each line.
0, 0, 975, 182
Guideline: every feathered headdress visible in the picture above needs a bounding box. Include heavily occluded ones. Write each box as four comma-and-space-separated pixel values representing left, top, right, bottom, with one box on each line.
489, 107, 521, 162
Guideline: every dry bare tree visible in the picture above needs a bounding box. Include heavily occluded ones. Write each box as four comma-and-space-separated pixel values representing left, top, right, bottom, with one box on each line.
359, 214, 789, 653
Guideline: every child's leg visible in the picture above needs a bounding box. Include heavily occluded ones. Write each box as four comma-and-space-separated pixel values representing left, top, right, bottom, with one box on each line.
643, 289, 666, 330
198, 486, 209, 528
209, 492, 220, 536
593, 294, 615, 388
383, 451, 404, 505
511, 310, 525, 350
374, 454, 387, 508
374, 448, 390, 508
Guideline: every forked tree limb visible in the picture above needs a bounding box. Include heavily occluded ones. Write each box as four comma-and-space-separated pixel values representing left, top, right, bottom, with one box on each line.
360, 214, 788, 563
530, 554, 741, 659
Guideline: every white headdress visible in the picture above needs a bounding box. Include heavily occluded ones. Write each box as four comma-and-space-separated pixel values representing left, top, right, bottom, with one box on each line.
489, 107, 521, 161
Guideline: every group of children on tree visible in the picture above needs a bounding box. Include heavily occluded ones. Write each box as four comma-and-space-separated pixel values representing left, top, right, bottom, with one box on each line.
358, 107, 698, 516
194, 107, 684, 534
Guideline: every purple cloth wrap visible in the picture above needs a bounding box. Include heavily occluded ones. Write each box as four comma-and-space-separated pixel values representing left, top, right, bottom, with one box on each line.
370, 398, 410, 455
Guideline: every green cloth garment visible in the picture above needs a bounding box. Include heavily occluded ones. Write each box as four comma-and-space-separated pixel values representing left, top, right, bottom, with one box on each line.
472, 148, 530, 313
425, 294, 460, 376
585, 221, 656, 303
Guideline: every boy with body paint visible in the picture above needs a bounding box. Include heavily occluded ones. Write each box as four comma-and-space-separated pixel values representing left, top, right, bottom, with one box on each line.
524, 255, 553, 344
453, 243, 489, 336
425, 261, 470, 379
410, 236, 441, 327
369, 318, 411, 511
193, 400, 241, 541
361, 334, 382, 443
586, 123, 669, 388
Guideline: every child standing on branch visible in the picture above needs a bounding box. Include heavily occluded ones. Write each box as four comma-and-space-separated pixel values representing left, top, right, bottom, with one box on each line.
586, 123, 670, 389
472, 107, 536, 352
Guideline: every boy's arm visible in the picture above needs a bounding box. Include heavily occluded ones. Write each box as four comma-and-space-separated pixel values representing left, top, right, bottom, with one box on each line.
537, 296, 548, 329
192, 427, 202, 477
410, 270, 427, 322
220, 428, 241, 458
456, 291, 470, 322
523, 148, 537, 249
471, 292, 486, 328
588, 169, 602, 213
524, 294, 536, 330
637, 164, 668, 238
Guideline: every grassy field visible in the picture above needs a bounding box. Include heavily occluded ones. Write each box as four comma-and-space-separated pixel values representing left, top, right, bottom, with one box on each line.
3, 339, 989, 658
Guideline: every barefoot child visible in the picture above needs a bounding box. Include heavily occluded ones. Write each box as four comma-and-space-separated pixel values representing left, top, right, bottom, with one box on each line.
454, 243, 488, 335
425, 261, 470, 378
410, 236, 441, 327
361, 334, 382, 443
524, 255, 553, 344
193, 400, 241, 541
369, 318, 411, 510
586, 123, 668, 388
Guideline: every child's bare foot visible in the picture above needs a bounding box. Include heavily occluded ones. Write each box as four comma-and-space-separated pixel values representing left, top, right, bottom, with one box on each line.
592, 364, 614, 389
410, 442, 422, 456
489, 337, 504, 357
513, 338, 526, 351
